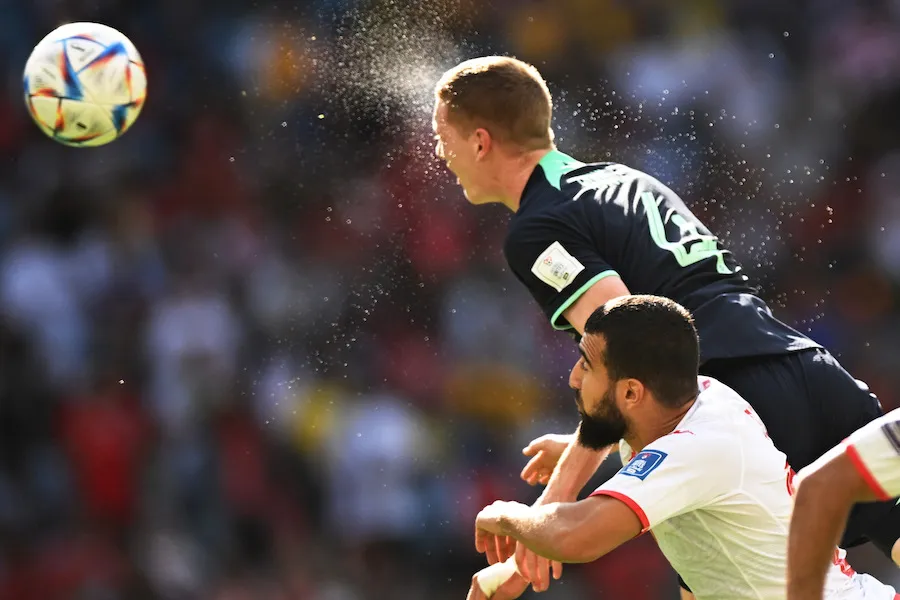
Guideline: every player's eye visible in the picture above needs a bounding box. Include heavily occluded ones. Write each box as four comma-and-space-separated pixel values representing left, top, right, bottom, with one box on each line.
579, 358, 589, 371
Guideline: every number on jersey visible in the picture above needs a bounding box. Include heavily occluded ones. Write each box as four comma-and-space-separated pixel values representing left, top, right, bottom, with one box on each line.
641, 191, 733, 274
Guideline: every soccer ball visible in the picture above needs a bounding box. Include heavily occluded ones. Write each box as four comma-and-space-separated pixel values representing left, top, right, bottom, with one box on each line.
23, 22, 147, 147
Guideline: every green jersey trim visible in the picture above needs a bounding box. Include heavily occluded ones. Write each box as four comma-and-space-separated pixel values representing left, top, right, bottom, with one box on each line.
538, 149, 586, 190
550, 270, 621, 330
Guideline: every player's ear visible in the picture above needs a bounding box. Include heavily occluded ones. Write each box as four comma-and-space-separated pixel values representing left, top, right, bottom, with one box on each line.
623, 379, 644, 407
472, 127, 491, 160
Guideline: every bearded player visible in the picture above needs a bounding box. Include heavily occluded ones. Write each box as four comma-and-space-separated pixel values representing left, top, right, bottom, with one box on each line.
432, 56, 900, 594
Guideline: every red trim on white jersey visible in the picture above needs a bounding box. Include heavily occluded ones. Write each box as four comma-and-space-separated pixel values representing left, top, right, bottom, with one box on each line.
845, 443, 891, 501
589, 489, 650, 532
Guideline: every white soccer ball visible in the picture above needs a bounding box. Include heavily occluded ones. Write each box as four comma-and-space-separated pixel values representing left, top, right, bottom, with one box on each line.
23, 22, 147, 147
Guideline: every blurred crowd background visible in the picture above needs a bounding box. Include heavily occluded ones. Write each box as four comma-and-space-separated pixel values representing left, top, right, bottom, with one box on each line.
1, 0, 900, 598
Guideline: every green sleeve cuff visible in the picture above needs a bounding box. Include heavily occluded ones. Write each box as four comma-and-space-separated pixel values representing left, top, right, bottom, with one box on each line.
550, 270, 620, 330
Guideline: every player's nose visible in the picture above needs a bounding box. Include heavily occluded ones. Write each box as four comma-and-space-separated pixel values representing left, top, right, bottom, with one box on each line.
569, 363, 582, 390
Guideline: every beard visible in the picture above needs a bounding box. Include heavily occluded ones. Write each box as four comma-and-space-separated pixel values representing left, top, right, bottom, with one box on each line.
577, 388, 629, 451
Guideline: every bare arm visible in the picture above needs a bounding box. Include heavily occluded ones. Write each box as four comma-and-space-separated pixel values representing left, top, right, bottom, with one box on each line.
479, 496, 642, 564
537, 275, 629, 504
560, 275, 630, 335
504, 275, 630, 590
537, 425, 612, 504
787, 449, 875, 600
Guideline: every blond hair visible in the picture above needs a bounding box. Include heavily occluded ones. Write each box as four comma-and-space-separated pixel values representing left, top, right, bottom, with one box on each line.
435, 56, 553, 151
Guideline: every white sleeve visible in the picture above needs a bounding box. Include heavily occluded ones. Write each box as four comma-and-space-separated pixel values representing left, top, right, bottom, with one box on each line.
588, 431, 738, 531
844, 408, 900, 500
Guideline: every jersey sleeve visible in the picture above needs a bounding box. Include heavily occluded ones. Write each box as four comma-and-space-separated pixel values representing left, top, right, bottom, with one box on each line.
589, 431, 738, 532
843, 408, 900, 500
503, 216, 619, 331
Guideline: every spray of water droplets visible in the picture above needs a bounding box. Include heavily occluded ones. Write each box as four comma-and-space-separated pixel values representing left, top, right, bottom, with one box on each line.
545, 75, 846, 308
318, 0, 480, 135
273, 0, 851, 356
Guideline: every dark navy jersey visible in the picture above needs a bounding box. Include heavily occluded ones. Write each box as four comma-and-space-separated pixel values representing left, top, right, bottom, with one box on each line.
504, 150, 821, 364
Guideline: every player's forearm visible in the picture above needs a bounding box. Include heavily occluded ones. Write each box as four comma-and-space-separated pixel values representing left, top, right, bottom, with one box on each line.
538, 426, 610, 504
497, 503, 601, 564
786, 470, 854, 600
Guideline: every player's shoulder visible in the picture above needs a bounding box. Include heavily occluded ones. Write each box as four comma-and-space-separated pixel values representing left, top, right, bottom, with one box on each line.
559, 161, 637, 191
653, 406, 734, 451
698, 376, 748, 407
628, 423, 739, 482
559, 159, 667, 197
533, 150, 688, 212
531, 150, 649, 197
509, 158, 636, 230
653, 379, 750, 449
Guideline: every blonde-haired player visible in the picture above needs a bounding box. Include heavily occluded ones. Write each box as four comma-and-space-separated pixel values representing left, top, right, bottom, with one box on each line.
433, 55, 900, 595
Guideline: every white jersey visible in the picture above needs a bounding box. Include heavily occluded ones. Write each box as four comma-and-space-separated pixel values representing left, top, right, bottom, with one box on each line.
843, 407, 900, 500
590, 377, 897, 600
